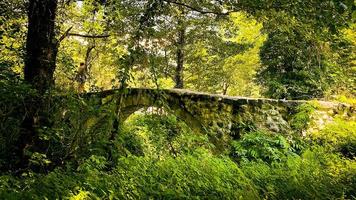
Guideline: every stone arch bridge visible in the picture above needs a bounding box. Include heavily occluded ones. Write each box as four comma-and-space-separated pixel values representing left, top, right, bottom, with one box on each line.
85, 88, 353, 146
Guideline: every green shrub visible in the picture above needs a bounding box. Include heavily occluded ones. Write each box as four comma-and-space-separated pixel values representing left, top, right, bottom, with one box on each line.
31, 94, 120, 167
0, 62, 37, 169
230, 131, 303, 163
310, 117, 356, 158
290, 103, 316, 132
241, 147, 356, 200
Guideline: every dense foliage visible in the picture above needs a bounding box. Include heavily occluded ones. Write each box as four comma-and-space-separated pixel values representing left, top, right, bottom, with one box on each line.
1, 109, 355, 199
0, 0, 355, 199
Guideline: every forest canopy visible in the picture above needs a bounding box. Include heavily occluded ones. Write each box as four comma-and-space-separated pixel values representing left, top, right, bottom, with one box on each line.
1, 0, 355, 97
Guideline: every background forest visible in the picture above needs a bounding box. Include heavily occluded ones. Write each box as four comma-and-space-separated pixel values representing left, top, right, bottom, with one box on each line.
0, 0, 355, 199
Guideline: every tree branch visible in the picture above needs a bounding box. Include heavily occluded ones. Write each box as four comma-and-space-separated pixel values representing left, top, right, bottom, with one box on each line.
58, 28, 110, 44
67, 33, 110, 38
58, 26, 73, 45
163, 0, 239, 15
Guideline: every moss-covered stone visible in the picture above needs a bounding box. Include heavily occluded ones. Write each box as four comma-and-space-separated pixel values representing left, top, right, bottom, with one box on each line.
84, 88, 355, 152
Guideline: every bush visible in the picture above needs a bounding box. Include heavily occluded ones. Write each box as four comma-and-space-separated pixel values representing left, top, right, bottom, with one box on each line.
0, 62, 37, 169
241, 147, 355, 200
230, 131, 303, 163
309, 117, 356, 158
290, 103, 316, 132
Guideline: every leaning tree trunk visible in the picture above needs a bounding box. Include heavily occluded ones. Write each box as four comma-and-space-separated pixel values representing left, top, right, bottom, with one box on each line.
17, 0, 58, 168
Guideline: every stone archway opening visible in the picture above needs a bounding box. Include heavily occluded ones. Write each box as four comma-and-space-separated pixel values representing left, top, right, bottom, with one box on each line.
119, 105, 212, 158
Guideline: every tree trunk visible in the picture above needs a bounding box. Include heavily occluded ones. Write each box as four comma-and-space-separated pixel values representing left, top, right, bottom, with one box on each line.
17, 0, 58, 168
84, 45, 95, 72
174, 22, 185, 89
24, 0, 58, 93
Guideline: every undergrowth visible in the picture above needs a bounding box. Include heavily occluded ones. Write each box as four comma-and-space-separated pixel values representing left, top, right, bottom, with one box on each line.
0, 147, 354, 199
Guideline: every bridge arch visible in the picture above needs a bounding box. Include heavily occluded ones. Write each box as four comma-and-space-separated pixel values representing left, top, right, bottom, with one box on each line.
118, 89, 204, 134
